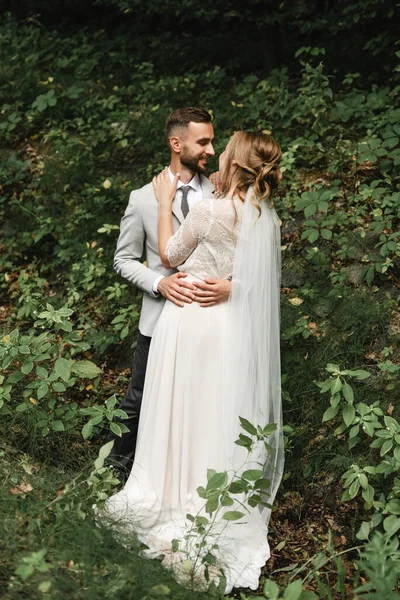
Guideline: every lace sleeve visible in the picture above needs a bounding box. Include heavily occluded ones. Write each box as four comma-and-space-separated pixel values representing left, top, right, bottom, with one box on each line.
165, 200, 213, 267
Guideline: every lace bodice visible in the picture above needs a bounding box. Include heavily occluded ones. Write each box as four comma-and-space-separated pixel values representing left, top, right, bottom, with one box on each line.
165, 196, 243, 280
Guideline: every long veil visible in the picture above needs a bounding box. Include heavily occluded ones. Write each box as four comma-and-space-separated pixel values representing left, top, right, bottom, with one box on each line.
223, 186, 284, 523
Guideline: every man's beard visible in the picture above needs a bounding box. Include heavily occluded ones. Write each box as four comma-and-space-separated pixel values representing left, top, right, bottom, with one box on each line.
180, 146, 208, 174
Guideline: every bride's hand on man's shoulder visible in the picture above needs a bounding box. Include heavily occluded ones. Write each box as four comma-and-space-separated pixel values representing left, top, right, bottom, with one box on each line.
152, 167, 178, 206
209, 171, 222, 194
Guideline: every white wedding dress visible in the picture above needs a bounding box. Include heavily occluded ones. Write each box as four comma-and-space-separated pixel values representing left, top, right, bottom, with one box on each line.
102, 195, 283, 593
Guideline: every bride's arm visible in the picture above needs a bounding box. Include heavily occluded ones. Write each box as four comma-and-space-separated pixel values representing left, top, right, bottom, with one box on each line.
153, 169, 210, 269
153, 168, 179, 267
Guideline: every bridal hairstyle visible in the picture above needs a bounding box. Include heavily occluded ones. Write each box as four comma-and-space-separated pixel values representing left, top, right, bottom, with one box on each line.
165, 107, 212, 148
220, 131, 282, 212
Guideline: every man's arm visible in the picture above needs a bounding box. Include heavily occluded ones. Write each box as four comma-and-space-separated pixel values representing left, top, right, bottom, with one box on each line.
114, 190, 196, 305
114, 191, 163, 298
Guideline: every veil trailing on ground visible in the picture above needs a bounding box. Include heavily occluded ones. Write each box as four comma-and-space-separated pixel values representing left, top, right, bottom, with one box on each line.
223, 185, 284, 522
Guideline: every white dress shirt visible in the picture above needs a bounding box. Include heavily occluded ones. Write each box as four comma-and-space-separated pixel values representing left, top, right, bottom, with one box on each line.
152, 168, 203, 293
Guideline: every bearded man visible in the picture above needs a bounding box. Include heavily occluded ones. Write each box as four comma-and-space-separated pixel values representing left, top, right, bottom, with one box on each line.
109, 107, 231, 474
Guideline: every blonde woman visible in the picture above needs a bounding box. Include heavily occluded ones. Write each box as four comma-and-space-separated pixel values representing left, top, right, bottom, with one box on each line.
104, 131, 284, 593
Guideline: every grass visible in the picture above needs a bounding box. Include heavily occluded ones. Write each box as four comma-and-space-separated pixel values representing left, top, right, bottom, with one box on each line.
0, 440, 221, 600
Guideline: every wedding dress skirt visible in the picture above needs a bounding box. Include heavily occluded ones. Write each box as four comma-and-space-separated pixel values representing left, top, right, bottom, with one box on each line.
103, 275, 271, 593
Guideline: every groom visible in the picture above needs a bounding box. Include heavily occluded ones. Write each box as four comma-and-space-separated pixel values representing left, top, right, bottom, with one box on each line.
109, 107, 231, 475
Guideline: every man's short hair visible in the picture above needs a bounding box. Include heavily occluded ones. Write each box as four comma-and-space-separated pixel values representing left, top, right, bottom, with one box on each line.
165, 107, 212, 147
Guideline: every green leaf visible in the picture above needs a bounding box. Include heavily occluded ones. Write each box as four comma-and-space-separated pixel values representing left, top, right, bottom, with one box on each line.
322, 404, 339, 422
254, 478, 271, 491
380, 440, 393, 456
110, 422, 122, 437
348, 369, 371, 380
51, 420, 65, 432
71, 360, 103, 379
359, 473, 368, 489
202, 552, 217, 565
38, 581, 52, 593
308, 229, 319, 244
356, 521, 371, 541
82, 421, 94, 439
36, 366, 48, 379
18, 345, 30, 355
90, 414, 103, 426
239, 416, 257, 435
7, 371, 24, 384
262, 423, 277, 436
206, 471, 228, 490
94, 440, 114, 470
331, 377, 342, 394
55, 358, 71, 382
342, 382, 354, 404
120, 325, 130, 339
37, 382, 49, 400
383, 515, 400, 537
21, 360, 34, 375
283, 579, 303, 600
263, 579, 280, 599
362, 484, 374, 504
105, 395, 117, 409
228, 480, 247, 494
343, 404, 355, 427
320, 228, 332, 240
242, 469, 265, 481
222, 511, 245, 521
235, 433, 253, 447
52, 381, 66, 393
348, 479, 360, 499
384, 416, 399, 433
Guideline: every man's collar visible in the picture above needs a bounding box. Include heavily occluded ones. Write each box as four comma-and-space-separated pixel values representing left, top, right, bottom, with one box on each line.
168, 167, 202, 191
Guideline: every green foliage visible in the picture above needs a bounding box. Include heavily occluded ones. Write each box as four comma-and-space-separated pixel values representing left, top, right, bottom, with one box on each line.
1, 5, 399, 598
0, 305, 128, 442
170, 419, 278, 589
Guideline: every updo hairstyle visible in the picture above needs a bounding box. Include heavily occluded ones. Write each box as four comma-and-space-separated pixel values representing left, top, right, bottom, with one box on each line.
219, 131, 282, 213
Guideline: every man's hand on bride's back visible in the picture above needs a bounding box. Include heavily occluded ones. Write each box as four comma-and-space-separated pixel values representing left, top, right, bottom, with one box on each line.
153, 167, 178, 207
157, 272, 196, 307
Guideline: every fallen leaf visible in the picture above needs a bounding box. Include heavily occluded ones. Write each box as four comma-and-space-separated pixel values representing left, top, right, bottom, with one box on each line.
10, 483, 33, 495
289, 297, 304, 306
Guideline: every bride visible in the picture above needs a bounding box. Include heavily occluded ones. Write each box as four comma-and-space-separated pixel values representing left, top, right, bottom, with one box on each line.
102, 131, 284, 593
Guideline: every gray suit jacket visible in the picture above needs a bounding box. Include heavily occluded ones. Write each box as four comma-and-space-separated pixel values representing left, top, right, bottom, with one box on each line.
114, 176, 214, 336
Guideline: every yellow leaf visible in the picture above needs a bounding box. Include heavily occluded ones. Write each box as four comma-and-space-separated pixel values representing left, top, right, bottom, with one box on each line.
102, 179, 112, 189
289, 297, 304, 306
2, 335, 10, 343
29, 397, 38, 405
